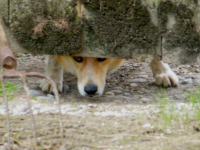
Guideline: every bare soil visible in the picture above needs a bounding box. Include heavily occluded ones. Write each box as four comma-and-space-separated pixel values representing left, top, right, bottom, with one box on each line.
1, 54, 200, 150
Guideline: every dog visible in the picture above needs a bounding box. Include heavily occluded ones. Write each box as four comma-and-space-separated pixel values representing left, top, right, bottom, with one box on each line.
40, 54, 178, 96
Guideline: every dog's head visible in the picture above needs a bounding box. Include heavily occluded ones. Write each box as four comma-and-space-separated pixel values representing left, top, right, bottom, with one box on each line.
57, 56, 124, 96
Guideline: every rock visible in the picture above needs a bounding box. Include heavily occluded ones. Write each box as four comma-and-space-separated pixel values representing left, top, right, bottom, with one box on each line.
128, 78, 147, 83
33, 109, 39, 115
47, 94, 54, 98
130, 83, 138, 87
124, 93, 130, 96
114, 87, 123, 90
37, 96, 55, 101
110, 138, 118, 143
105, 92, 115, 96
143, 123, 151, 128
101, 111, 115, 117
138, 75, 149, 79
29, 90, 42, 96
141, 98, 151, 103
63, 85, 69, 93
88, 104, 97, 108
121, 109, 127, 114
110, 90, 123, 94
181, 78, 193, 84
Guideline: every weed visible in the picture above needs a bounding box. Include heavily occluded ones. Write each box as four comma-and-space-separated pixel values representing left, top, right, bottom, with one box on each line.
120, 135, 140, 145
0, 80, 22, 101
31, 96, 37, 100
185, 86, 200, 121
106, 126, 110, 134
71, 100, 78, 107
157, 87, 175, 129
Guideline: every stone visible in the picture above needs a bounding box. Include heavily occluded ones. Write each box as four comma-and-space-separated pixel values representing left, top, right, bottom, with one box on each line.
128, 78, 147, 83
181, 78, 193, 84
114, 87, 123, 90
33, 109, 39, 115
101, 111, 115, 117
138, 75, 149, 79
37, 96, 55, 101
121, 109, 127, 114
141, 98, 151, 103
29, 90, 42, 96
124, 93, 130, 96
63, 85, 70, 93
47, 94, 55, 98
105, 92, 115, 96
143, 123, 151, 128
110, 90, 123, 93
130, 83, 138, 87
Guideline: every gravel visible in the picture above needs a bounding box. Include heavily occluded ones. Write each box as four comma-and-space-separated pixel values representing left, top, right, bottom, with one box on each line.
0, 58, 198, 118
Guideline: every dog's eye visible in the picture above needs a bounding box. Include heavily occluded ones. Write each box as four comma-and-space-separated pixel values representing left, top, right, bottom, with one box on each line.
97, 58, 106, 62
73, 57, 83, 63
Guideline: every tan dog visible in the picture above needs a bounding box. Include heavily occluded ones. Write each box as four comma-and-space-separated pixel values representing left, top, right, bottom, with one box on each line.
40, 54, 178, 96
40, 55, 124, 96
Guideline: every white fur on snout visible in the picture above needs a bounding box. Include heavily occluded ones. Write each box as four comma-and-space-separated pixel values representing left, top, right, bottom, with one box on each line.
78, 82, 86, 96
78, 62, 106, 96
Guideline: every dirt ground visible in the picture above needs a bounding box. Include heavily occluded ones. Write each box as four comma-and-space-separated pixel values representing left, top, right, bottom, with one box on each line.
1, 54, 200, 150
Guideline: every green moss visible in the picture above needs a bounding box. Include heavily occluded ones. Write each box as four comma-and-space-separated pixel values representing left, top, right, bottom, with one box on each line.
2, 0, 82, 55
158, 0, 200, 63
83, 0, 159, 57
1, 0, 200, 63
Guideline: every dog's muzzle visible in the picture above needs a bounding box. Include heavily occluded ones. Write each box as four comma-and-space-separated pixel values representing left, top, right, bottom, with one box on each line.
84, 84, 98, 95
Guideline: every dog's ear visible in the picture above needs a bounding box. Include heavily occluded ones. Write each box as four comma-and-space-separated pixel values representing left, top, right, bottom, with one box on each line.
154, 53, 162, 61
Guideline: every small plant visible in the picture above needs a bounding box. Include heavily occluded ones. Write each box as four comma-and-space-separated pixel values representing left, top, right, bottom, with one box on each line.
120, 135, 140, 145
31, 96, 38, 100
185, 86, 200, 121
157, 87, 175, 129
0, 80, 22, 101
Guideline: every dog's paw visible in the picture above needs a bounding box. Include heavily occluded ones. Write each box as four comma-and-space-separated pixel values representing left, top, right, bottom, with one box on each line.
150, 54, 178, 87
39, 79, 63, 94
154, 70, 178, 87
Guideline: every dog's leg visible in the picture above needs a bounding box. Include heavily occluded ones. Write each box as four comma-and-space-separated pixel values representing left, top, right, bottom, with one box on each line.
40, 55, 63, 94
150, 54, 178, 87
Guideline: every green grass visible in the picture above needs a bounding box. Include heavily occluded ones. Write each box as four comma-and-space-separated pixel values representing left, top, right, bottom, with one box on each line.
0, 80, 22, 101
120, 135, 140, 145
185, 86, 200, 121
156, 87, 176, 129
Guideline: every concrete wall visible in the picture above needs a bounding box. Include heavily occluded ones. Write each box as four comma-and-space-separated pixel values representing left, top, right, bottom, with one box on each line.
1, 0, 200, 64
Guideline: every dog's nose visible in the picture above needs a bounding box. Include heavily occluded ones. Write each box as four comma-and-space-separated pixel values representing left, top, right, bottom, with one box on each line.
84, 84, 98, 95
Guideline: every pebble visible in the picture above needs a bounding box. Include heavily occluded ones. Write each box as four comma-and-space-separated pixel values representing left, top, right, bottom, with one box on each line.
181, 78, 193, 84
29, 90, 42, 96
114, 87, 123, 90
141, 98, 151, 103
138, 75, 149, 79
33, 109, 39, 115
130, 83, 138, 87
37, 96, 55, 101
143, 123, 151, 128
88, 104, 97, 108
47, 94, 54, 98
101, 111, 115, 117
110, 90, 123, 93
124, 93, 130, 96
63, 85, 69, 93
105, 92, 115, 96
121, 109, 127, 114
128, 78, 147, 83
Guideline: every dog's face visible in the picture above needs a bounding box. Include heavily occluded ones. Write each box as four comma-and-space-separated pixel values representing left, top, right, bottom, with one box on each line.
57, 56, 124, 96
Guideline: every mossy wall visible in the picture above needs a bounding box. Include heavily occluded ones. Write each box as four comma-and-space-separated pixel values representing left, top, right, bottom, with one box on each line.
1, 0, 200, 63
